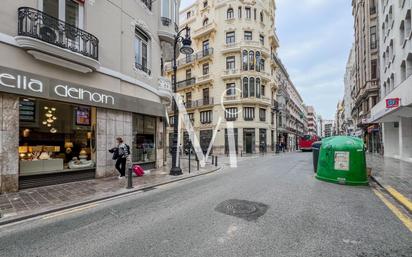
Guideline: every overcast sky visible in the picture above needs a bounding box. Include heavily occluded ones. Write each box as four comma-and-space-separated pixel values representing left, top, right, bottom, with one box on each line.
180, 0, 354, 120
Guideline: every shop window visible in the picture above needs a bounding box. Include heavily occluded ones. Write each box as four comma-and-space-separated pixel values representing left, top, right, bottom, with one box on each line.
132, 114, 156, 164
19, 98, 96, 176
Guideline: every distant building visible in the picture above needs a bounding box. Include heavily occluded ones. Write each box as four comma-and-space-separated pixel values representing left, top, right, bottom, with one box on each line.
343, 45, 355, 135
322, 120, 334, 138
351, 0, 381, 152
306, 106, 318, 136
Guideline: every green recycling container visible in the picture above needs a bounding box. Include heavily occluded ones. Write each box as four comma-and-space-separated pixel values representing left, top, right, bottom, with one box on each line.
316, 136, 368, 186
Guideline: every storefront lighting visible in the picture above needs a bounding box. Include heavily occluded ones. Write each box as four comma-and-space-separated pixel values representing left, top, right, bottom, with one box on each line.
47, 124, 51, 127
47, 118, 53, 123
52, 116, 57, 120
50, 128, 57, 133
51, 107, 56, 111
46, 113, 52, 118
44, 106, 49, 110
42, 121, 47, 125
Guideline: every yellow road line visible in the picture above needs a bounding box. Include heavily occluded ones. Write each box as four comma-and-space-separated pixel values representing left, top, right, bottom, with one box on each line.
42, 204, 98, 220
372, 188, 412, 233
386, 186, 412, 213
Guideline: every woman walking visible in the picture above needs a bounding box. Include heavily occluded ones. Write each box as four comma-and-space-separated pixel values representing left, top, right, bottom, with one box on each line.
109, 137, 130, 178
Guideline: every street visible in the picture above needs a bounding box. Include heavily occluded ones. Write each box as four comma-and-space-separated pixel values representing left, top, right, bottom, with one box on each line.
0, 152, 411, 257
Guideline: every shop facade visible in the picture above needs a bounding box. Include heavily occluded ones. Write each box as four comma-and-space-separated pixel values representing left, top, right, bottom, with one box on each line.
0, 66, 166, 192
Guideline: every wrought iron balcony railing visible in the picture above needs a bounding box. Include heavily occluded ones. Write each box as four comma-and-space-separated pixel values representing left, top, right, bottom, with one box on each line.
196, 97, 214, 107
176, 77, 196, 88
196, 48, 214, 59
17, 7, 99, 60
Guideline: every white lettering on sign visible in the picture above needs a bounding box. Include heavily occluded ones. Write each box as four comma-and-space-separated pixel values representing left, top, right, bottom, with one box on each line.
0, 73, 43, 92
334, 151, 350, 171
54, 84, 115, 105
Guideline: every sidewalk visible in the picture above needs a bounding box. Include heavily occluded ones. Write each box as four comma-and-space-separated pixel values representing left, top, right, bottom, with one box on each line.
0, 160, 219, 225
367, 154, 412, 210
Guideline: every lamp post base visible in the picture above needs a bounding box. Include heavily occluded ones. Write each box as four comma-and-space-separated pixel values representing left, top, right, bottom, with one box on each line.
170, 166, 183, 176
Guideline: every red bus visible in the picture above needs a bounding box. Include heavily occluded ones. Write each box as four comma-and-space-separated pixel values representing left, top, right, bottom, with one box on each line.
299, 135, 319, 152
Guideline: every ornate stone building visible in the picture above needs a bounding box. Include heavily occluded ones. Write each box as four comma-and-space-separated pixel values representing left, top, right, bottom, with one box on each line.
0, 0, 179, 192
165, 0, 280, 155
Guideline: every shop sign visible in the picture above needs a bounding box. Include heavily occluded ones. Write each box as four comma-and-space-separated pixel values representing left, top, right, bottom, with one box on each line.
334, 151, 349, 171
386, 98, 400, 109
0, 66, 164, 117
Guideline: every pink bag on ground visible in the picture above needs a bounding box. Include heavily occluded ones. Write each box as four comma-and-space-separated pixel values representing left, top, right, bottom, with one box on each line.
132, 164, 144, 177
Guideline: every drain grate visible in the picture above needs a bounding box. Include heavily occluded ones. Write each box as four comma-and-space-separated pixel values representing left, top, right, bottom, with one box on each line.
215, 199, 269, 221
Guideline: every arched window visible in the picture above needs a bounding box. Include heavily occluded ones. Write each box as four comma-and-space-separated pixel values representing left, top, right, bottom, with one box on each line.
255, 51, 261, 72
243, 77, 249, 98
256, 78, 261, 98
203, 18, 209, 26
249, 50, 254, 70
242, 50, 248, 71
227, 8, 234, 19
249, 77, 255, 97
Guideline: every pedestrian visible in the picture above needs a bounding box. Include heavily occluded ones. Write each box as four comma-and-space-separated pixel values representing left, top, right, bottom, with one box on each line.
109, 137, 130, 179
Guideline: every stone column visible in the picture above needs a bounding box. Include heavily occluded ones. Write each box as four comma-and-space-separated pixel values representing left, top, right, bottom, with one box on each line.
96, 108, 133, 178
0, 94, 19, 193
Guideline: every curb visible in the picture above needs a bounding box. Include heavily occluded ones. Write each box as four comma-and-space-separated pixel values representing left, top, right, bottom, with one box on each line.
0, 166, 221, 227
371, 175, 412, 214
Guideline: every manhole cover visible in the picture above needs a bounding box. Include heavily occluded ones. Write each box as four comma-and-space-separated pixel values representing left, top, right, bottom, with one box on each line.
215, 199, 269, 221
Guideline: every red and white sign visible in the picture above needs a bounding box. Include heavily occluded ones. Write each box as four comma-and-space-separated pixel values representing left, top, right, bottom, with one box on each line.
386, 98, 400, 109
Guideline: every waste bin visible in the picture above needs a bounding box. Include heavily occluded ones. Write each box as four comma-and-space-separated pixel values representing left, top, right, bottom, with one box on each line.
312, 141, 322, 173
315, 136, 368, 186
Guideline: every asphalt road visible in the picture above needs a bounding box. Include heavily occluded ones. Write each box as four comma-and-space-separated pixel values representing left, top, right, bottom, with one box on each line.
1, 152, 411, 257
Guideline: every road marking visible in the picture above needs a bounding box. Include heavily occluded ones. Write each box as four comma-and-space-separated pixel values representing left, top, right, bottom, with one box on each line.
42, 204, 98, 220
386, 186, 412, 213
372, 188, 412, 233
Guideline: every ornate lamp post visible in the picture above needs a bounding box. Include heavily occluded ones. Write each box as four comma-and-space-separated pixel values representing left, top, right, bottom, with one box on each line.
170, 26, 193, 176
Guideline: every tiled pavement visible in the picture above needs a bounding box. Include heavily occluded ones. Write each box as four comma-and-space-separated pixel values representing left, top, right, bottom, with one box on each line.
0, 160, 219, 224
367, 154, 412, 201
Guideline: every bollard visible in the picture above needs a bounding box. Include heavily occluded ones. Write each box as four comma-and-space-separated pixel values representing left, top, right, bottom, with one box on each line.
211, 155, 214, 164
188, 148, 191, 174
215, 156, 218, 167
127, 168, 133, 189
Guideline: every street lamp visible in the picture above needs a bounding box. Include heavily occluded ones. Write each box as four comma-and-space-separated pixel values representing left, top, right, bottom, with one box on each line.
170, 26, 193, 176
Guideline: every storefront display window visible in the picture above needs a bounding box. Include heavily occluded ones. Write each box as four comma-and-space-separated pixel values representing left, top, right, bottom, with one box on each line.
132, 114, 156, 163
19, 98, 96, 176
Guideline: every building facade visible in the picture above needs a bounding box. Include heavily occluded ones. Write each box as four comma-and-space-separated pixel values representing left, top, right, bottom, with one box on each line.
343, 45, 356, 135
306, 105, 318, 136
0, 0, 180, 192
166, 0, 280, 155
352, 0, 381, 152
321, 120, 334, 138
370, 0, 412, 162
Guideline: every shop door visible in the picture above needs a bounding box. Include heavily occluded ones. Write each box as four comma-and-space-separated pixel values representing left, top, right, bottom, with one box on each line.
224, 128, 239, 154
200, 130, 213, 154
243, 129, 255, 154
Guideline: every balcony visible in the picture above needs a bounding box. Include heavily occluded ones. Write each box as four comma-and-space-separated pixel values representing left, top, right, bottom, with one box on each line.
196, 98, 214, 107
221, 42, 240, 54
195, 48, 214, 61
158, 77, 172, 101
197, 74, 213, 85
159, 16, 177, 44
177, 77, 196, 89
192, 22, 216, 39
16, 7, 99, 73
221, 69, 241, 80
